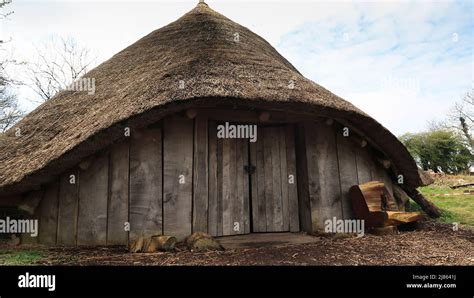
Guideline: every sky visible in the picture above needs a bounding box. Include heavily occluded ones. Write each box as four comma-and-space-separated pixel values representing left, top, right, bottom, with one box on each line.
1, 0, 473, 136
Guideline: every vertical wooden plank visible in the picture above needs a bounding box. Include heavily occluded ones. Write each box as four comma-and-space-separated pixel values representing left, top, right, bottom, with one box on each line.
193, 115, 208, 233
20, 191, 43, 245
213, 129, 249, 236
255, 127, 267, 232
216, 136, 224, 236
305, 122, 343, 230
380, 167, 394, 200
368, 154, 384, 189
355, 146, 373, 184
129, 128, 162, 242
263, 128, 275, 231
229, 138, 237, 235
303, 122, 321, 231
295, 123, 312, 232
336, 132, 359, 220
249, 136, 259, 232
318, 126, 344, 221
77, 153, 108, 246
37, 183, 59, 245
208, 121, 219, 236
221, 137, 232, 235
39, 181, 59, 245
163, 115, 193, 240
57, 171, 79, 246
250, 125, 298, 233
285, 125, 300, 232
279, 127, 290, 231
235, 138, 245, 235
242, 138, 250, 234
270, 128, 283, 231
107, 141, 129, 245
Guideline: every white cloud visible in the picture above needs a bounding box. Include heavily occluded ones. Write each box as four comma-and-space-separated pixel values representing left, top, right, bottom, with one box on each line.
2, 0, 472, 136
277, 0, 472, 135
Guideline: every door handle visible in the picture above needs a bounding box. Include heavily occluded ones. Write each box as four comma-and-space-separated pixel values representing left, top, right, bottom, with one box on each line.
244, 165, 256, 174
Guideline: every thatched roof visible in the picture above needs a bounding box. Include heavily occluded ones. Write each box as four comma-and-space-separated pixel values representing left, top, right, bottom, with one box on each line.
0, 2, 423, 195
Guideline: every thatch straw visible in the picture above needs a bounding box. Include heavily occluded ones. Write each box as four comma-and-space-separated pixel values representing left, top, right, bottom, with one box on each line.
0, 3, 422, 195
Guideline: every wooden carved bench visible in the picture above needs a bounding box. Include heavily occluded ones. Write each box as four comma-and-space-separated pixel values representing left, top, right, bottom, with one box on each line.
349, 181, 424, 228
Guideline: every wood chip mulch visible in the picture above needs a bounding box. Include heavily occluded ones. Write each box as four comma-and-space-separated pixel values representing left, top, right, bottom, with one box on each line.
24, 222, 474, 266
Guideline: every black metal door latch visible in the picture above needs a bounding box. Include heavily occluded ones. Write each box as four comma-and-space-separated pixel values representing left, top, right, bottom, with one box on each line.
244, 165, 256, 174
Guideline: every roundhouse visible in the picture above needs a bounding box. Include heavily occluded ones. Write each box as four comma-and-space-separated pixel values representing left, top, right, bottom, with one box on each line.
0, 2, 438, 246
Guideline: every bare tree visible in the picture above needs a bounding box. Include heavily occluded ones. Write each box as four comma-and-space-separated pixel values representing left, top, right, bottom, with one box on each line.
27, 36, 96, 101
0, 0, 13, 20
0, 62, 23, 132
0, 88, 22, 132
450, 89, 474, 151
0, 0, 23, 132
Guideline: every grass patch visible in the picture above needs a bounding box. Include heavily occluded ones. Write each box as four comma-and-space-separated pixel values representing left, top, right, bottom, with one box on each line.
0, 249, 44, 265
416, 185, 474, 226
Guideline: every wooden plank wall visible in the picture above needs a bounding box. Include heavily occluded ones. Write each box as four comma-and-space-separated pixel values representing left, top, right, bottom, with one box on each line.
284, 126, 300, 232
163, 115, 193, 240
335, 133, 358, 220
208, 121, 220, 236
304, 121, 343, 230
355, 146, 373, 184
295, 124, 312, 232
209, 121, 250, 236
77, 153, 109, 246
250, 129, 266, 233
29, 126, 163, 246
129, 128, 163, 242
24, 112, 398, 245
57, 171, 79, 246
192, 115, 208, 233
250, 126, 299, 233
107, 142, 129, 245
38, 182, 59, 245
219, 137, 249, 235
20, 190, 43, 245
302, 121, 394, 231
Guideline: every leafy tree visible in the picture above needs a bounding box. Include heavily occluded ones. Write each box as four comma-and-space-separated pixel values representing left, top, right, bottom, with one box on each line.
400, 129, 472, 174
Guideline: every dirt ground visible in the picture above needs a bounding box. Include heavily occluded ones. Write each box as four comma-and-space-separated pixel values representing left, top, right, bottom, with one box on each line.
4, 221, 466, 266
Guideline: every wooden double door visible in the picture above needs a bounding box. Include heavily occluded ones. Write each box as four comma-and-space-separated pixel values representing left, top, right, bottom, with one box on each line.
208, 123, 299, 237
